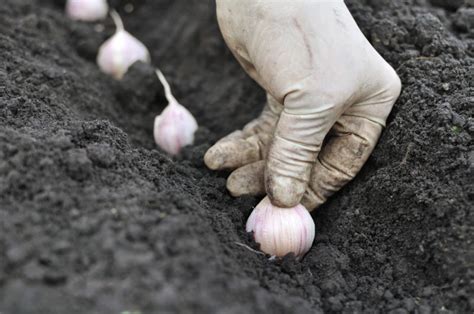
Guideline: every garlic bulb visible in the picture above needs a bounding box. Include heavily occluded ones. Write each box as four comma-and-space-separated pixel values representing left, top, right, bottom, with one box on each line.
246, 196, 315, 258
66, 0, 108, 21
97, 10, 151, 79
154, 70, 198, 155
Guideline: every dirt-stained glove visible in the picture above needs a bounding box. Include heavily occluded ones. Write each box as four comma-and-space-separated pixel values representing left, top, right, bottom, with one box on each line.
205, 0, 402, 210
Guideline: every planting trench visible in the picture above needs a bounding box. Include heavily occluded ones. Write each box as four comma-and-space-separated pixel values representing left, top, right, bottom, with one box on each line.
0, 0, 473, 313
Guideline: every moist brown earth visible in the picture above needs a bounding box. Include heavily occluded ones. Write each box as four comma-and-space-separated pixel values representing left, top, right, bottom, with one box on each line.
0, 0, 473, 313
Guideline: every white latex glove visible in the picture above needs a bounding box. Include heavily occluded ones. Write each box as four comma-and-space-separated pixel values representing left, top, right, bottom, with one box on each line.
205, 0, 402, 210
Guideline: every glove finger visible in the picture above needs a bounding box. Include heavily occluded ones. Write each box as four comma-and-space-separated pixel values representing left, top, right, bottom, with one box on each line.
204, 134, 263, 170
226, 160, 266, 197
265, 98, 339, 208
301, 114, 383, 211
205, 92, 282, 170
214, 130, 245, 145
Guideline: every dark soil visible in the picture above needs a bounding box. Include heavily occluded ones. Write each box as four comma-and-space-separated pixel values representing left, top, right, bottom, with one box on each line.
0, 0, 472, 313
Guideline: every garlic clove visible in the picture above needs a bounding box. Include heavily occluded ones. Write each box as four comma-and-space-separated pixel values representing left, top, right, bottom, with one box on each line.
246, 196, 315, 259
66, 0, 109, 22
97, 10, 151, 79
154, 101, 198, 155
153, 70, 198, 155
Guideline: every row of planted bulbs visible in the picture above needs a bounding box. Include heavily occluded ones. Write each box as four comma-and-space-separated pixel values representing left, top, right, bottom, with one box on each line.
67, 0, 198, 155
67, 0, 316, 260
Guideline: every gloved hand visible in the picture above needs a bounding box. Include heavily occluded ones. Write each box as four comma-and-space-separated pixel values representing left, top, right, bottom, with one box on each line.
205, 0, 402, 210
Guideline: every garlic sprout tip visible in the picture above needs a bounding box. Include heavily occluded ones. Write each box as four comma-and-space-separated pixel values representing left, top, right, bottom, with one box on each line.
109, 9, 124, 31
156, 69, 178, 104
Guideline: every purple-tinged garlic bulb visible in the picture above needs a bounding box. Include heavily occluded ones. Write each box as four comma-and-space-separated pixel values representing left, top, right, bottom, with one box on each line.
97, 10, 150, 79
246, 196, 315, 259
66, 0, 108, 22
153, 70, 198, 155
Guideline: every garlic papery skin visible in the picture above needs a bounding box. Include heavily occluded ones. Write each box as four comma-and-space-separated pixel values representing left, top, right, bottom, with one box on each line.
153, 70, 198, 155
246, 196, 315, 259
66, 0, 108, 22
97, 10, 151, 79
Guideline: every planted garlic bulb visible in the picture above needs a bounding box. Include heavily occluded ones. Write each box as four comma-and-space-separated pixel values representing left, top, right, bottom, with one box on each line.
97, 10, 151, 79
66, 0, 108, 21
246, 196, 315, 259
154, 70, 198, 155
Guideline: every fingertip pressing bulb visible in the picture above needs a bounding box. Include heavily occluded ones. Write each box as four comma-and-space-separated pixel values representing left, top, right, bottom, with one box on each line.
97, 10, 151, 79
246, 196, 315, 259
66, 0, 109, 21
153, 70, 198, 155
